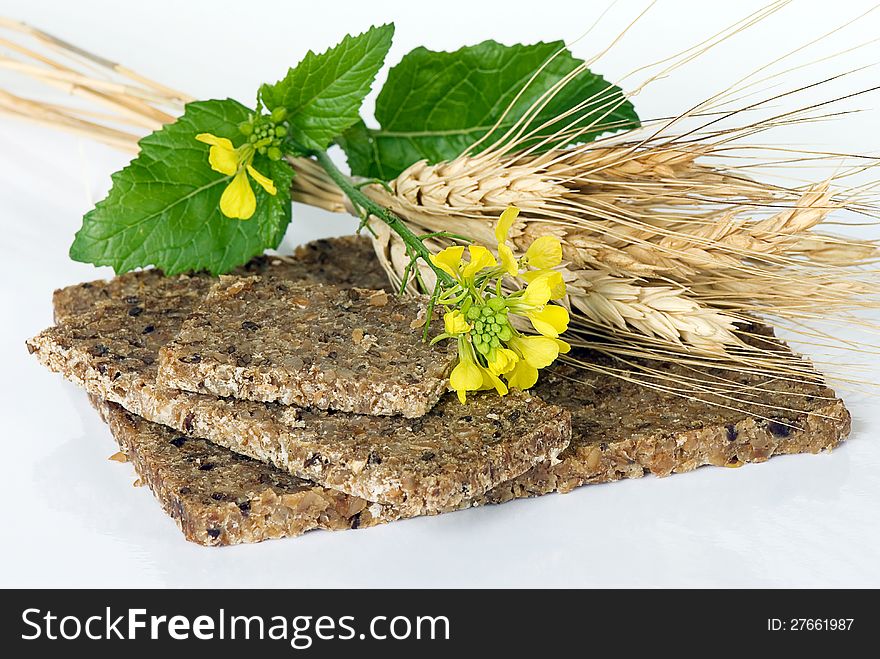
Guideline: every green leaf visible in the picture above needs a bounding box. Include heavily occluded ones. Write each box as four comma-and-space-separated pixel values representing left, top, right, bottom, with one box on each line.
70, 99, 294, 275
335, 119, 381, 180
339, 40, 639, 179
260, 24, 394, 151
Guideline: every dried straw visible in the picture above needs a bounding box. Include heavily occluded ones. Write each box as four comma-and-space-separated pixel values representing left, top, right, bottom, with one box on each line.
1, 7, 878, 411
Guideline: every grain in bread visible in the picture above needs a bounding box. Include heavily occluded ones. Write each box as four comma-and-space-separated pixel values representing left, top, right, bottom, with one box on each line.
88, 345, 850, 544
30, 263, 572, 515
156, 276, 454, 417
52, 235, 390, 323
45, 237, 851, 519
92, 397, 398, 545
483, 342, 851, 502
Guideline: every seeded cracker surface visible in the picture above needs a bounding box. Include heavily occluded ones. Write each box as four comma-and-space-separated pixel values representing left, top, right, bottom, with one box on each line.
87, 337, 849, 545
482, 333, 851, 503
91, 397, 397, 546
52, 236, 391, 323
156, 277, 455, 417
31, 241, 572, 515
36, 236, 851, 543
86, 339, 850, 545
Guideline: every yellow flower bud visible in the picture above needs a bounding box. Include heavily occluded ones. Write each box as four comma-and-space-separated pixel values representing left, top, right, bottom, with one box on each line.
487, 347, 519, 376
444, 310, 471, 335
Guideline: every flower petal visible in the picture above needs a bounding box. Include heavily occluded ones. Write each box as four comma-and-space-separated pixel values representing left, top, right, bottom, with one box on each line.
197, 133, 239, 175
196, 133, 233, 148
506, 361, 539, 390
444, 310, 471, 335
510, 335, 560, 369
522, 269, 566, 299
462, 245, 497, 279
246, 163, 277, 195
498, 243, 518, 276
430, 246, 465, 279
209, 146, 240, 176
450, 360, 484, 404
527, 304, 570, 338
480, 366, 509, 396
494, 205, 520, 244
525, 235, 563, 269
219, 170, 256, 220
521, 273, 553, 308
486, 347, 518, 376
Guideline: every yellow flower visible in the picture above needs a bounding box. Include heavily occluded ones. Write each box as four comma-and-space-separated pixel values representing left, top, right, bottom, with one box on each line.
486, 346, 519, 376
495, 206, 521, 276
498, 243, 518, 276
525, 235, 562, 269
526, 304, 570, 338
524, 270, 566, 303
196, 133, 277, 220
504, 336, 569, 391
508, 335, 570, 369
201, 135, 239, 173
505, 360, 539, 390
430, 245, 465, 278
449, 338, 486, 404
461, 245, 497, 279
494, 205, 520, 243
522, 269, 566, 298
480, 365, 509, 397
449, 338, 511, 403
430, 244, 497, 282
520, 272, 554, 307
508, 271, 569, 338
437, 206, 571, 401
444, 310, 471, 335
450, 359, 484, 404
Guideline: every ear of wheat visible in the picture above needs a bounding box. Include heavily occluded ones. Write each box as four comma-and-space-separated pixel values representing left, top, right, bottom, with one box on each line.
1, 4, 878, 412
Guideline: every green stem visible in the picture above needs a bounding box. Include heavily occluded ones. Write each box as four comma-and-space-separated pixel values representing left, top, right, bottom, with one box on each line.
311, 150, 455, 288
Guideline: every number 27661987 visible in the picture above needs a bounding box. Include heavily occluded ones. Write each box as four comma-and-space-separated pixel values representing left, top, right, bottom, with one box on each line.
768, 619, 854, 631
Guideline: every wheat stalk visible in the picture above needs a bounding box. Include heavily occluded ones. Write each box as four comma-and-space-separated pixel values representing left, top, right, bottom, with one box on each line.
2, 9, 878, 407
365, 146, 877, 348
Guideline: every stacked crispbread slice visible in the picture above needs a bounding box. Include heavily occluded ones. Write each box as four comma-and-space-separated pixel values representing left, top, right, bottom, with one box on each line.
28, 236, 851, 545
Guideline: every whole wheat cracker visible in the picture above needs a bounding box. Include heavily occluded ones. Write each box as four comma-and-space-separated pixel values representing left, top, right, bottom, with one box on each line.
87, 340, 849, 545
87, 341, 849, 546
52, 235, 391, 323
30, 256, 571, 515
156, 277, 455, 417
92, 397, 399, 546
45, 237, 851, 526
483, 337, 850, 502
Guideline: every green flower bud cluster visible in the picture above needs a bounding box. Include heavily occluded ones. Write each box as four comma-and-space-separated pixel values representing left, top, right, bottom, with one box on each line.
466, 297, 512, 355
239, 107, 289, 161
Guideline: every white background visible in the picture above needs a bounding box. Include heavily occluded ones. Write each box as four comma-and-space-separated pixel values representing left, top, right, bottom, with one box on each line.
1, 0, 879, 587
